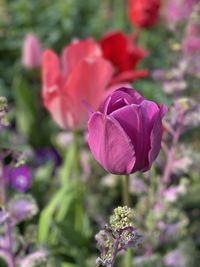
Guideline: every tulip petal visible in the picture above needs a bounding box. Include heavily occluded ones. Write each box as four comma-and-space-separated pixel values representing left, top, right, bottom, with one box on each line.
135, 100, 160, 171
100, 32, 127, 70
100, 87, 144, 114
88, 112, 136, 174
43, 94, 72, 129
100, 31, 148, 72
62, 38, 102, 76
148, 104, 168, 165
42, 49, 72, 129
110, 69, 149, 85
110, 104, 140, 148
65, 58, 113, 128
110, 103, 153, 172
22, 34, 42, 69
42, 49, 61, 98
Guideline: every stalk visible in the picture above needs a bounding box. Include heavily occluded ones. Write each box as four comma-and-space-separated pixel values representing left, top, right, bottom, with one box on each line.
0, 161, 16, 267
73, 132, 84, 232
122, 175, 132, 267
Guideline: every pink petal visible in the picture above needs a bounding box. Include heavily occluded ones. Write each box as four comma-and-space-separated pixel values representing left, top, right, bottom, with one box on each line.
42, 50, 73, 129
88, 112, 136, 174
43, 93, 71, 130
110, 104, 140, 148
135, 100, 160, 171
22, 34, 42, 69
110, 103, 154, 172
65, 58, 113, 129
42, 49, 62, 98
62, 38, 102, 76
100, 87, 144, 114
148, 104, 168, 166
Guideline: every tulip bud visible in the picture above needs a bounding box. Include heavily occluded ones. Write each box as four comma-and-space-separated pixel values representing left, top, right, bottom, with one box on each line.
128, 0, 161, 28
22, 34, 42, 69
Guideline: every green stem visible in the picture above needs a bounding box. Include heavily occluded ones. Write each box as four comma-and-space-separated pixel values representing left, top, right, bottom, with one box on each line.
122, 175, 132, 267
122, 175, 130, 206
73, 131, 84, 232
60, 142, 75, 185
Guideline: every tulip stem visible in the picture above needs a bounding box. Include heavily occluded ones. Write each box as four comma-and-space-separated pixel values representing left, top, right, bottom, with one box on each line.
122, 175, 133, 267
122, 175, 130, 206
73, 131, 84, 232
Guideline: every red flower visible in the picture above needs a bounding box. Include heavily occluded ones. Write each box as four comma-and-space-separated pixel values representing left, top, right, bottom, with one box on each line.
128, 0, 161, 28
100, 31, 149, 84
42, 38, 113, 130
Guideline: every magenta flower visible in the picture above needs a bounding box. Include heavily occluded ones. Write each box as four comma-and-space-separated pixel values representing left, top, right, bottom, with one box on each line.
10, 166, 32, 192
87, 87, 167, 175
166, 0, 197, 30
22, 33, 42, 69
183, 23, 200, 56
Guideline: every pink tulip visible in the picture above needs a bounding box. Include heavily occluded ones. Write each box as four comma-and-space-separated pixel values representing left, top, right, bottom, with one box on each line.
87, 87, 167, 175
22, 34, 42, 69
42, 38, 114, 130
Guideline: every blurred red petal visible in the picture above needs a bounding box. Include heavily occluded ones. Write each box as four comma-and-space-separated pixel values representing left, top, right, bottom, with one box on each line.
110, 69, 149, 85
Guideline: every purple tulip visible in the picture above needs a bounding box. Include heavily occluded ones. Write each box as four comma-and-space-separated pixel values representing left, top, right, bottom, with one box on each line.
87, 87, 167, 175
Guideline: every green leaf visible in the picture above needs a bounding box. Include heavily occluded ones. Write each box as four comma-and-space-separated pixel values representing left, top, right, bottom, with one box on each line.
38, 185, 73, 244
61, 263, 77, 267
38, 144, 76, 243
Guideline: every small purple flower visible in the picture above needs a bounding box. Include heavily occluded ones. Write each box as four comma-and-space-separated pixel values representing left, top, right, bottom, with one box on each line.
10, 166, 32, 192
130, 176, 148, 193
164, 249, 187, 267
0, 235, 10, 249
8, 195, 38, 224
20, 250, 47, 267
87, 87, 167, 175
0, 209, 9, 224
162, 187, 180, 202
35, 148, 61, 167
162, 185, 186, 203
